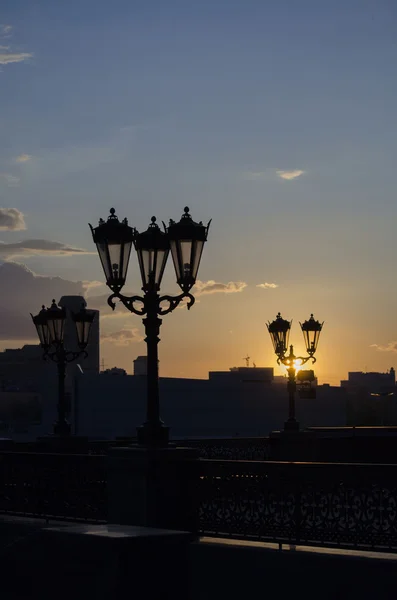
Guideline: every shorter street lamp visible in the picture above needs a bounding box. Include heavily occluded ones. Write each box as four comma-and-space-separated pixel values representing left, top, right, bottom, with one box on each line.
31, 300, 95, 436
267, 313, 324, 432
89, 207, 210, 447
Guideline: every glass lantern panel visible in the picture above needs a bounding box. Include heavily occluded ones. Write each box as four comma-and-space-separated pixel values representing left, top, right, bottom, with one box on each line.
37, 323, 49, 346
97, 242, 112, 281
121, 241, 133, 281
108, 242, 123, 280
154, 248, 169, 287
191, 240, 204, 281
170, 240, 181, 280
48, 317, 65, 344
180, 240, 193, 279
75, 320, 85, 347
139, 248, 153, 288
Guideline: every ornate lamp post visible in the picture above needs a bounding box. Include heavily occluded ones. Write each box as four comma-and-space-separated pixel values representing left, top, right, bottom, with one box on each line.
31, 300, 95, 436
267, 313, 323, 432
89, 206, 210, 447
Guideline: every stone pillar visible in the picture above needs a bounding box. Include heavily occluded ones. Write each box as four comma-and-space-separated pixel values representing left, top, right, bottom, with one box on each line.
106, 446, 199, 534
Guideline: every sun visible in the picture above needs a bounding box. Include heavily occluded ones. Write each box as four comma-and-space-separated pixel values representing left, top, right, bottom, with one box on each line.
293, 359, 303, 373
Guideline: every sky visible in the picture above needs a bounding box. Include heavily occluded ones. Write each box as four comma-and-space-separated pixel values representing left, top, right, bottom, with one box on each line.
0, 0, 396, 385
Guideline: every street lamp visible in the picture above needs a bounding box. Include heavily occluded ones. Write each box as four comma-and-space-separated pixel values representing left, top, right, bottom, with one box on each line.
89, 206, 211, 447
267, 313, 324, 432
31, 300, 95, 436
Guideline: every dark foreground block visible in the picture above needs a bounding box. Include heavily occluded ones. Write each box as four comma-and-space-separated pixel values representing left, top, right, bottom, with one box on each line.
191, 539, 397, 600
1, 522, 192, 600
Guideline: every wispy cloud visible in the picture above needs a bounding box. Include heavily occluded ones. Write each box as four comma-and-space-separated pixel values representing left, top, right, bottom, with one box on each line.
101, 328, 143, 346
82, 280, 106, 297
194, 280, 247, 296
257, 282, 279, 289
276, 169, 305, 180
0, 173, 20, 187
0, 25, 12, 36
0, 239, 93, 259
0, 52, 32, 65
0, 25, 32, 66
15, 153, 32, 163
370, 342, 397, 353
0, 208, 26, 231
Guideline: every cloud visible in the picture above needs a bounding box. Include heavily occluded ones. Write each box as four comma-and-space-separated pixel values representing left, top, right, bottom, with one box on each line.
87, 279, 248, 316
15, 154, 32, 163
0, 208, 26, 231
0, 52, 32, 65
257, 282, 279, 289
82, 280, 106, 296
0, 173, 20, 187
0, 262, 86, 340
86, 293, 112, 311
101, 328, 143, 346
276, 170, 305, 180
0, 25, 12, 35
194, 280, 247, 296
0, 239, 93, 259
370, 342, 397, 353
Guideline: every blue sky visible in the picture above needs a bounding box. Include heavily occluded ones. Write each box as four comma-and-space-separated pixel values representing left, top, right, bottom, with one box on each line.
0, 0, 396, 383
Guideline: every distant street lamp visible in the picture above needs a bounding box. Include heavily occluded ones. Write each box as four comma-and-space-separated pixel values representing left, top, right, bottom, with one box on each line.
30, 300, 95, 436
89, 207, 211, 447
267, 313, 323, 432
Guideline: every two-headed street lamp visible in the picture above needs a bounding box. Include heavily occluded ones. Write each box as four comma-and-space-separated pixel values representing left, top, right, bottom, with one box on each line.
31, 300, 95, 436
267, 313, 324, 431
89, 206, 211, 447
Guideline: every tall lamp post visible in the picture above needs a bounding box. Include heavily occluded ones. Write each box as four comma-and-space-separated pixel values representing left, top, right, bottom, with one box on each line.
89, 206, 210, 447
30, 300, 95, 436
267, 313, 323, 432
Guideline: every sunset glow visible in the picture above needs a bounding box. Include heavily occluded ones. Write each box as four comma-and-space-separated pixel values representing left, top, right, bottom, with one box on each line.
0, 2, 395, 387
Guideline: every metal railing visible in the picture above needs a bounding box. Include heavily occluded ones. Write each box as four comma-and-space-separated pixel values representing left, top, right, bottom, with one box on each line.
198, 460, 397, 551
2, 450, 397, 552
0, 451, 106, 522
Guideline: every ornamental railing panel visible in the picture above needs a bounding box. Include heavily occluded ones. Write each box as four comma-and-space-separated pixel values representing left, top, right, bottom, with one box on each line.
0, 452, 107, 523
198, 460, 397, 551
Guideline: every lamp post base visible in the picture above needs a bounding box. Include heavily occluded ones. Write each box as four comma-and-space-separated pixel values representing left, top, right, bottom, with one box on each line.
106, 445, 199, 533
53, 421, 71, 436
284, 419, 300, 432
136, 423, 170, 447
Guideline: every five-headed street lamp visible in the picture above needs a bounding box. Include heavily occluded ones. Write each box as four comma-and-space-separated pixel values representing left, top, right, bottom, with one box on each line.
89, 206, 211, 447
31, 300, 96, 436
267, 313, 324, 432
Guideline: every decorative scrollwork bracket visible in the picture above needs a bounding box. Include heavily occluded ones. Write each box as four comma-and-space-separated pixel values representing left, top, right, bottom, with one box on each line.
107, 291, 195, 317
158, 292, 195, 315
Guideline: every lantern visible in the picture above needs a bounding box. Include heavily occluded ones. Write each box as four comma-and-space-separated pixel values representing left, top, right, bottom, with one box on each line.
300, 314, 323, 355
46, 300, 66, 345
89, 208, 135, 292
72, 305, 96, 349
166, 207, 211, 293
135, 217, 169, 292
30, 305, 51, 348
266, 312, 291, 356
